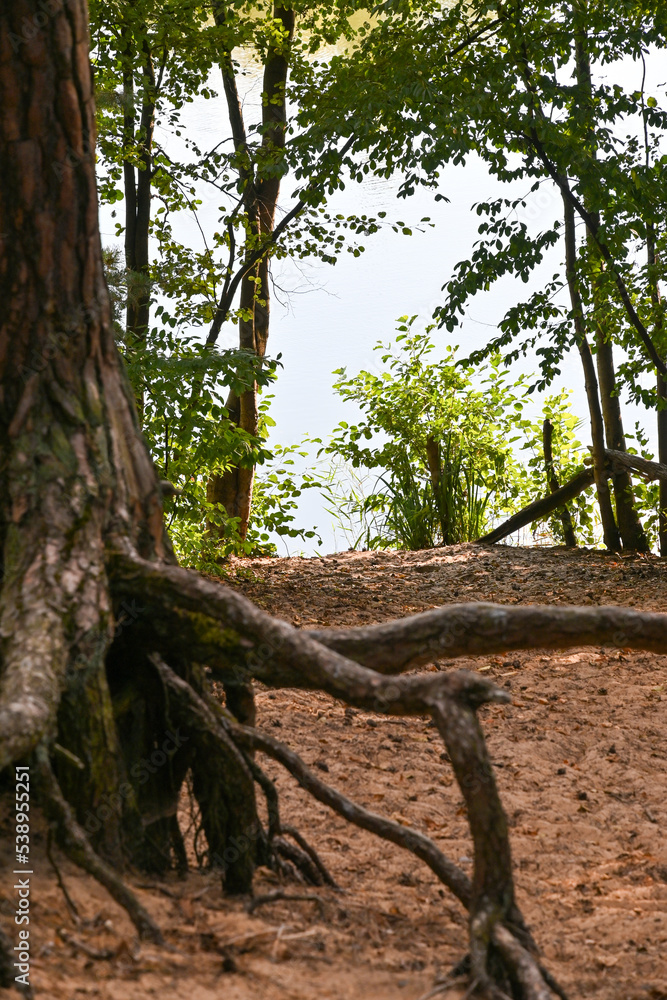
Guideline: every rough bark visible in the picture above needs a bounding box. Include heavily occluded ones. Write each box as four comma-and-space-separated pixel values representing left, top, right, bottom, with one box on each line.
542, 419, 577, 546
0, 0, 259, 886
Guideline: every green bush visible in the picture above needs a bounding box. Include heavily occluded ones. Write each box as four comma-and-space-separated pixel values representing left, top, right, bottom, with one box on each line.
320, 319, 596, 550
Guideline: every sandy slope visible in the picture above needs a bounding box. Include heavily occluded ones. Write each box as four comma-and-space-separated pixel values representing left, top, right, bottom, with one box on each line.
1, 544, 666, 1000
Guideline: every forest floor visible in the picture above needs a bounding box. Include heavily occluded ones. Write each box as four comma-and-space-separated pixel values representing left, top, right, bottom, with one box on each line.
1, 543, 666, 1000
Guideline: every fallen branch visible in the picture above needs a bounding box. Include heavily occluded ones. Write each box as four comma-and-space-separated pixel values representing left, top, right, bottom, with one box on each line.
475, 466, 595, 544
606, 447, 667, 483
476, 447, 667, 546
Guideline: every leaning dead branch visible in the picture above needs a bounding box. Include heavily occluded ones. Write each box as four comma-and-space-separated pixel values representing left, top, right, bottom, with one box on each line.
476, 466, 595, 544
605, 447, 667, 483
477, 447, 667, 545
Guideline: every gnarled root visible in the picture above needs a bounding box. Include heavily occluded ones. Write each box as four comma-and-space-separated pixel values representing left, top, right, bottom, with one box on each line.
34, 746, 163, 944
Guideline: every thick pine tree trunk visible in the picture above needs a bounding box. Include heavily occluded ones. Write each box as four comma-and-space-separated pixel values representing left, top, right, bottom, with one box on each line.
0, 0, 260, 885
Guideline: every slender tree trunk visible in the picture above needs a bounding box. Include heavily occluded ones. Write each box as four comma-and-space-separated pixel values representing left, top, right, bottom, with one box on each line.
426, 434, 451, 544
647, 227, 667, 555
595, 332, 649, 551
657, 375, 667, 557
563, 196, 621, 551
121, 26, 156, 421
207, 3, 295, 541
542, 419, 577, 546
573, 18, 647, 552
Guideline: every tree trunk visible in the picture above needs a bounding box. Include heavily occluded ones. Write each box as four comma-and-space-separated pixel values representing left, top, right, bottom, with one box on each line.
121, 22, 156, 420
646, 225, 667, 555
542, 419, 577, 546
658, 375, 667, 557
207, 3, 295, 541
595, 333, 649, 551
573, 17, 647, 552
426, 434, 451, 544
563, 195, 621, 551
0, 0, 260, 884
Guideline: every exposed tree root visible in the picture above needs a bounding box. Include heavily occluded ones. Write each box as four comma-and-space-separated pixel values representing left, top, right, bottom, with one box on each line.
35, 747, 163, 944
280, 824, 338, 888
46, 826, 81, 925
246, 890, 326, 916
272, 836, 327, 885
491, 925, 553, 1000
110, 550, 667, 686
232, 720, 473, 908
150, 657, 564, 995
307, 602, 667, 674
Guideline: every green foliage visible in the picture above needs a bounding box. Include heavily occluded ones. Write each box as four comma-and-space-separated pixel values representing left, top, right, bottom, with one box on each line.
90, 0, 405, 344
298, 0, 667, 397
624, 422, 661, 550
92, 1, 426, 564
250, 442, 322, 553
290, 0, 667, 547
514, 392, 598, 546
320, 320, 559, 549
104, 250, 319, 565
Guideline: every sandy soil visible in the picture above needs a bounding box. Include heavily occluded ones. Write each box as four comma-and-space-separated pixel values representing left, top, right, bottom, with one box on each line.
1, 543, 666, 1000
